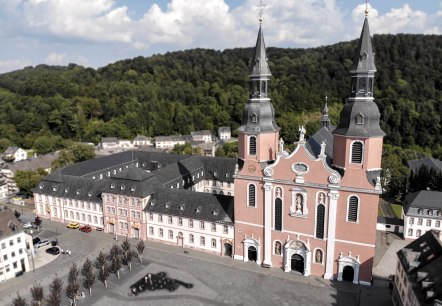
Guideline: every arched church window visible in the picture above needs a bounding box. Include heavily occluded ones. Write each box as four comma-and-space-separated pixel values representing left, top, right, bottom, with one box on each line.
249, 136, 257, 155
274, 198, 282, 231
316, 204, 325, 239
358, 78, 366, 94
315, 249, 323, 264
248, 184, 256, 207
351, 141, 363, 164
274, 241, 282, 256
347, 196, 359, 222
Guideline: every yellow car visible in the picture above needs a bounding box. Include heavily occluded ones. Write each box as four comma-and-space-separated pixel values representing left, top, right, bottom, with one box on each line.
67, 222, 80, 229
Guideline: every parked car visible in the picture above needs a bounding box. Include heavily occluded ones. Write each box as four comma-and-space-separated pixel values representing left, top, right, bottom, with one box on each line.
32, 237, 41, 245
96, 227, 103, 231
79, 225, 92, 233
34, 239, 50, 248
46, 247, 60, 255
22, 222, 33, 229
67, 222, 80, 229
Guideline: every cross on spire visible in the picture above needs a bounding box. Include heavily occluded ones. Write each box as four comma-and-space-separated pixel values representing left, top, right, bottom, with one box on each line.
257, 0, 266, 23
365, 0, 369, 16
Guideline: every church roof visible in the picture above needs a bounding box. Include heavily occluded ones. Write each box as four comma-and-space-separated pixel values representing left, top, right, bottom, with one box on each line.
146, 188, 234, 224
351, 17, 376, 73
407, 157, 442, 173
403, 191, 442, 217
249, 24, 271, 77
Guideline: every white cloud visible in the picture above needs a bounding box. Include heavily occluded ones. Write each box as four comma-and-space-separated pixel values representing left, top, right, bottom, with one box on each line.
21, 0, 132, 42
45, 52, 66, 65
351, 3, 440, 36
0, 58, 33, 73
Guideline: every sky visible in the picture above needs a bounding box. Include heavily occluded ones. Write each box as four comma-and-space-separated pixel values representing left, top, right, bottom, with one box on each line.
0, 0, 440, 73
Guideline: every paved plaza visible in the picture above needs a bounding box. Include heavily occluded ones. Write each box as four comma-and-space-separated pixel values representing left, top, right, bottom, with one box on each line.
0, 207, 393, 306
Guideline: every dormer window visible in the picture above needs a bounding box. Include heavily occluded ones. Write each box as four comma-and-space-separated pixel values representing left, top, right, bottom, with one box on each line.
64, 188, 69, 193
213, 209, 219, 216
165, 202, 170, 209
52, 186, 58, 192
360, 52, 368, 61
130, 186, 135, 192
110, 183, 115, 189
179, 205, 185, 211
76, 189, 81, 195
251, 113, 258, 123
428, 210, 433, 216
39, 184, 44, 189
88, 192, 92, 197
418, 209, 423, 215
121, 185, 125, 191
150, 200, 156, 206
355, 113, 364, 125
195, 206, 201, 213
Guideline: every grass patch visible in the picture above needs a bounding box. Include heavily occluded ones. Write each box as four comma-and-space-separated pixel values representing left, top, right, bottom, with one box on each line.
390, 204, 403, 219
378, 205, 383, 217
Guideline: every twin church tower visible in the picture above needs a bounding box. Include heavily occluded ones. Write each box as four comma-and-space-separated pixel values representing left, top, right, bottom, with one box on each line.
233, 13, 384, 284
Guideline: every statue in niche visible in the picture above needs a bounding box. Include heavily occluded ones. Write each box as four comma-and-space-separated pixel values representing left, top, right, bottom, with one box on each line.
274, 242, 281, 255
319, 193, 325, 204
275, 188, 281, 198
279, 138, 284, 152
315, 249, 323, 263
296, 194, 303, 213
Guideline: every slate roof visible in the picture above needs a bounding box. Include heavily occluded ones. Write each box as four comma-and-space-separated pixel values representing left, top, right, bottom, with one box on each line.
0, 208, 22, 238
155, 135, 191, 142
351, 17, 376, 72
199, 156, 236, 183
146, 188, 234, 224
102, 137, 118, 143
153, 156, 204, 186
3, 147, 20, 155
5, 152, 59, 173
306, 125, 334, 161
218, 126, 231, 133
34, 174, 108, 203
403, 191, 442, 217
397, 230, 442, 305
408, 157, 442, 173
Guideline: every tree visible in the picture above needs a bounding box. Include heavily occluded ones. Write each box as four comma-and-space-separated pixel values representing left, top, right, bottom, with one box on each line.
12, 294, 27, 306
30, 283, 44, 306
66, 263, 80, 306
81, 258, 96, 296
96, 251, 107, 274
121, 237, 131, 255
14, 169, 47, 197
46, 277, 63, 306
110, 256, 121, 279
14, 210, 21, 221
136, 240, 145, 263
99, 263, 110, 288
125, 250, 133, 271
34, 216, 42, 230
51, 143, 95, 170
109, 244, 120, 260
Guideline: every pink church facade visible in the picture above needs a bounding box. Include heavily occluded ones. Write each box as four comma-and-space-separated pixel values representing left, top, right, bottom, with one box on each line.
233, 15, 384, 285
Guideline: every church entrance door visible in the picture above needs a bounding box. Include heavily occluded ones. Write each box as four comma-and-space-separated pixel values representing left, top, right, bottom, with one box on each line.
342, 266, 354, 282
248, 246, 257, 262
291, 254, 304, 274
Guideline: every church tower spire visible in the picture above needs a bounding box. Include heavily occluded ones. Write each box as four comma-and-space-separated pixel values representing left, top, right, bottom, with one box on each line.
332, 12, 385, 172
237, 18, 279, 163
320, 96, 330, 129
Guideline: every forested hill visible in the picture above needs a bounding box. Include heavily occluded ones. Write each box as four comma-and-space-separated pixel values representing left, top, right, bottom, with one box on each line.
0, 34, 441, 157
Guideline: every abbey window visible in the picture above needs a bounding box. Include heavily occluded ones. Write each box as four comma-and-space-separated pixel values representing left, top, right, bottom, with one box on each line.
347, 196, 359, 223
249, 136, 257, 155
248, 184, 256, 207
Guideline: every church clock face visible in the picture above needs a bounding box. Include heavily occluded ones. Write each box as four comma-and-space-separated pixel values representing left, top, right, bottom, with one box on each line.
248, 164, 256, 173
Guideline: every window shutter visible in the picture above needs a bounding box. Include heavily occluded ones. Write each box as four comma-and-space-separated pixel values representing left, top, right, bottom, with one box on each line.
316, 204, 325, 239
249, 137, 257, 155
348, 196, 358, 222
274, 198, 282, 231
351, 142, 363, 163
248, 185, 256, 207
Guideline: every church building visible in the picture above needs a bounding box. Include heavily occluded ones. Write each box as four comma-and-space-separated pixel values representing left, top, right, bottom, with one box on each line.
33, 11, 384, 286
233, 12, 384, 285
